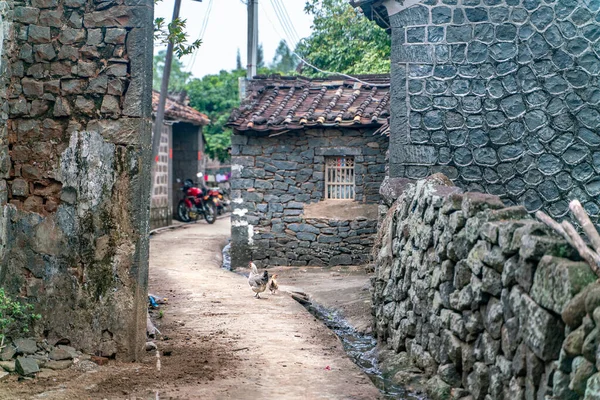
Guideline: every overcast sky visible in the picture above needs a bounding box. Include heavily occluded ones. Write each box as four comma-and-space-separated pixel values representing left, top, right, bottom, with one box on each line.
154, 0, 314, 78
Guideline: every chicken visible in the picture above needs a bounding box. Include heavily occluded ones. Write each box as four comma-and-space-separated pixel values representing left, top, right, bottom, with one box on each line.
268, 274, 279, 295
248, 261, 269, 298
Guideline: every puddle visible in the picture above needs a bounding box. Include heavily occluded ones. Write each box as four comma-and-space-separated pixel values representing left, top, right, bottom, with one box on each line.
304, 302, 425, 400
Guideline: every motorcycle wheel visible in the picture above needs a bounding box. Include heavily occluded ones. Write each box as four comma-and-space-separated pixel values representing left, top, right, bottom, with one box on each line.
177, 200, 191, 222
204, 201, 217, 224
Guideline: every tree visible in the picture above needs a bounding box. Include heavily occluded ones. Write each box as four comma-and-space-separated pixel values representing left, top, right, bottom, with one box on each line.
271, 40, 297, 74
257, 43, 265, 69
236, 48, 243, 70
153, 50, 192, 91
185, 69, 247, 162
296, 0, 390, 76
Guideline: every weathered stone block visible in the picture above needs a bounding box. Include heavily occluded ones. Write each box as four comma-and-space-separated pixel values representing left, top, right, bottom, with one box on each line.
530, 256, 596, 315
520, 294, 564, 361
16, 357, 39, 376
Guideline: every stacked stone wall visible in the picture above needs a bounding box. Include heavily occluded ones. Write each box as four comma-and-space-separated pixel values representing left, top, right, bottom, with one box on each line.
373, 175, 600, 399
230, 128, 388, 268
387, 0, 600, 225
0, 0, 153, 360
150, 123, 171, 230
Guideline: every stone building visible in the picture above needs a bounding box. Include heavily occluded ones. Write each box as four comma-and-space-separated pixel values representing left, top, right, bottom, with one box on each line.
356, 0, 600, 223
0, 0, 153, 360
151, 91, 209, 229
227, 75, 390, 269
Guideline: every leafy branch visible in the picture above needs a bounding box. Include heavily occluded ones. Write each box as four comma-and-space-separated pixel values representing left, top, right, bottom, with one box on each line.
0, 289, 41, 348
154, 16, 202, 58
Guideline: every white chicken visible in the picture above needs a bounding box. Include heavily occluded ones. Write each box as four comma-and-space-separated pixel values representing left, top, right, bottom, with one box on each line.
248, 261, 269, 299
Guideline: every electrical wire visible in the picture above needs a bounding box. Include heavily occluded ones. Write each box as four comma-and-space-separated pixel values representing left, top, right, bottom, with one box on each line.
188, 0, 214, 70
260, 5, 389, 88
267, 0, 298, 48
271, 0, 300, 45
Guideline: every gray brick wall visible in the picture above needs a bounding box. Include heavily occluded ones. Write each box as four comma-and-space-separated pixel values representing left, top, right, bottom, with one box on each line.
387, 0, 600, 224
230, 128, 388, 269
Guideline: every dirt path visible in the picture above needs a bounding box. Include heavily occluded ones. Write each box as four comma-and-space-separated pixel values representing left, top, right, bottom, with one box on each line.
0, 218, 381, 399
147, 218, 381, 399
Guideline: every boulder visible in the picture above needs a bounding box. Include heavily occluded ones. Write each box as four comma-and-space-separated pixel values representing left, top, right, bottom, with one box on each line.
563, 325, 585, 357
0, 360, 15, 372
562, 284, 595, 328
585, 285, 600, 315
585, 373, 600, 400
520, 294, 564, 361
466, 362, 489, 400
49, 348, 73, 361
553, 369, 579, 400
570, 356, 596, 395
530, 255, 597, 315
425, 375, 451, 400
45, 360, 73, 370
437, 363, 461, 387
0, 344, 16, 361
15, 356, 39, 376
582, 327, 600, 363
13, 338, 38, 355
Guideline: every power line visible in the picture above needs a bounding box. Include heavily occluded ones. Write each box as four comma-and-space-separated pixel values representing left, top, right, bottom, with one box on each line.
267, 0, 298, 48
271, 0, 300, 45
259, 6, 389, 88
188, 0, 214, 70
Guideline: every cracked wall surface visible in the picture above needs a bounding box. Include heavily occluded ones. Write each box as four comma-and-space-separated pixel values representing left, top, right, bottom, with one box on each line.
0, 0, 153, 361
386, 0, 600, 225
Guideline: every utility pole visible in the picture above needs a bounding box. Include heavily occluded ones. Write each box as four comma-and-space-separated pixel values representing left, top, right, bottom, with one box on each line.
247, 0, 258, 80
152, 0, 183, 168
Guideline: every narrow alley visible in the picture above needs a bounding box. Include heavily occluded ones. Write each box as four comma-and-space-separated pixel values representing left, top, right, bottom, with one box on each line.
147, 218, 381, 399
2, 218, 381, 399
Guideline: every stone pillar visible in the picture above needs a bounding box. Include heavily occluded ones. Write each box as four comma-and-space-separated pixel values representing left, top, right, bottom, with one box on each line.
0, 0, 153, 361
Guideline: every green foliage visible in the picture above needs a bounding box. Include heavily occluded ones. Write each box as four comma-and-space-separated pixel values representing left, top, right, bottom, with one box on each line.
271, 40, 298, 74
186, 69, 247, 162
0, 289, 41, 344
154, 16, 201, 58
153, 50, 192, 91
257, 43, 265, 69
296, 0, 390, 76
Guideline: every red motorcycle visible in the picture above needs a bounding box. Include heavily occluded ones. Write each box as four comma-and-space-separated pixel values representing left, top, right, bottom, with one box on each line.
177, 178, 217, 224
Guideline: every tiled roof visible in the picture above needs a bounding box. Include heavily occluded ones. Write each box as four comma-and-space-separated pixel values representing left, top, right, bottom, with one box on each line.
227, 75, 390, 133
152, 90, 210, 126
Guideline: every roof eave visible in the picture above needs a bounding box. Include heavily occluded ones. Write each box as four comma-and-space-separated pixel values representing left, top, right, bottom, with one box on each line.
350, 0, 390, 32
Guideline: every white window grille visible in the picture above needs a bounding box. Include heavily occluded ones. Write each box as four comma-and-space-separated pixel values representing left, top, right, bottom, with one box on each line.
325, 156, 355, 200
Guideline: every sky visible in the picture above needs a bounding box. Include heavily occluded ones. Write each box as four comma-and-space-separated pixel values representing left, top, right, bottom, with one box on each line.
154, 0, 314, 79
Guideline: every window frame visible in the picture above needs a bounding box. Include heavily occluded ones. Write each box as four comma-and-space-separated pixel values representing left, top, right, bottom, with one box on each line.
324, 156, 356, 200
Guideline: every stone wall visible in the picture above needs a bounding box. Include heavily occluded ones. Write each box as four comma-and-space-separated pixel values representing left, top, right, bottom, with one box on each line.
150, 123, 171, 230
0, 0, 153, 360
230, 128, 388, 269
386, 0, 600, 224
373, 175, 600, 399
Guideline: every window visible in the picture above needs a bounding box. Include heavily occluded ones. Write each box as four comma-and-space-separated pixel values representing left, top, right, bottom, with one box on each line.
325, 156, 355, 200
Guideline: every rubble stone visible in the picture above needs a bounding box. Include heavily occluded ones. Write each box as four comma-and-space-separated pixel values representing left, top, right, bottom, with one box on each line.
370, 176, 599, 400
16, 357, 40, 376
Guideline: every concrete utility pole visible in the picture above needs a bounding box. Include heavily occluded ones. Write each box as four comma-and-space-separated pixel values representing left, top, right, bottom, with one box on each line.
152, 0, 183, 168
247, 0, 258, 80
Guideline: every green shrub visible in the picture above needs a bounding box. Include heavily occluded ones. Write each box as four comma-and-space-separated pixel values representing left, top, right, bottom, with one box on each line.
0, 289, 41, 346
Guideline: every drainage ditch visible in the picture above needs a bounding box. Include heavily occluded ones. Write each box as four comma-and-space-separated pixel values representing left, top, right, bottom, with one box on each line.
301, 300, 425, 400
